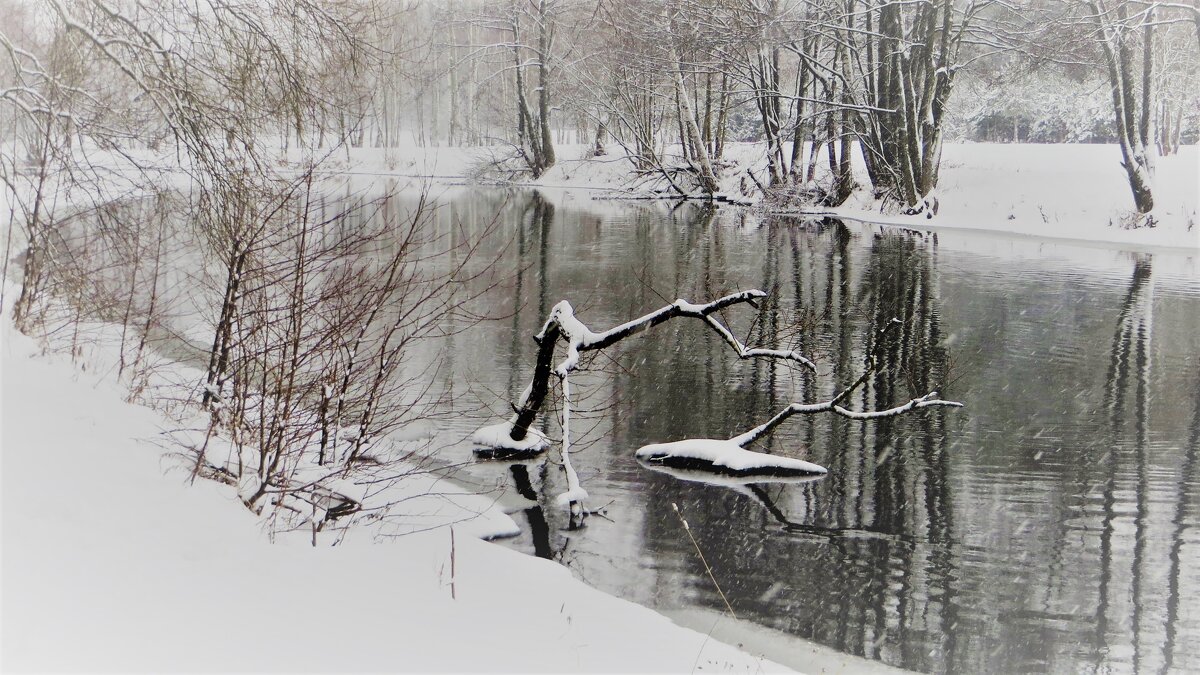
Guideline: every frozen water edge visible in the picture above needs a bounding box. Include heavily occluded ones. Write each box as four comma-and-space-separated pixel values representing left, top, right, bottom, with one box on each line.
665, 607, 915, 675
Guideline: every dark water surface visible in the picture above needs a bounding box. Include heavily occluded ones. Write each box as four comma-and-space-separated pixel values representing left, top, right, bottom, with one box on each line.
57, 183, 1196, 673
423, 188, 1200, 675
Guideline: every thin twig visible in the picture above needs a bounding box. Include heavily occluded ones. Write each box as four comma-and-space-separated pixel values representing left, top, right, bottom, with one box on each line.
672, 502, 737, 620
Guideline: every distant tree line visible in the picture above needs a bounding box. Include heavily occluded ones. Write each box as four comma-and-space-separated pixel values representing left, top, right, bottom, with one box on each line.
375, 0, 1198, 215
5, 1, 1196, 217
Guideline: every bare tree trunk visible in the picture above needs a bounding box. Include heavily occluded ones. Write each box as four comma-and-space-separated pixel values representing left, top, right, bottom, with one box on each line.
502, 290, 813, 443
789, 34, 816, 181
674, 86, 691, 163
669, 49, 719, 194
714, 72, 729, 160
831, 13, 856, 205
851, 0, 965, 213
1091, 0, 1155, 216
535, 0, 556, 171
676, 72, 718, 193
510, 0, 556, 177
592, 116, 607, 156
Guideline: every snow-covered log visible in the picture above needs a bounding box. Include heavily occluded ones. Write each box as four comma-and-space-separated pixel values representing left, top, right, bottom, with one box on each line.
470, 421, 550, 459
636, 439, 828, 478
637, 462, 827, 532
636, 459, 826, 486
631, 388, 961, 483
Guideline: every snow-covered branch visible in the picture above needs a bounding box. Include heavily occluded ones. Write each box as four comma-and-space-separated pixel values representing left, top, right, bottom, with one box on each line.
473, 289, 816, 454
728, 317, 963, 448
540, 289, 816, 377
728, 391, 963, 448
554, 372, 587, 525
635, 315, 963, 479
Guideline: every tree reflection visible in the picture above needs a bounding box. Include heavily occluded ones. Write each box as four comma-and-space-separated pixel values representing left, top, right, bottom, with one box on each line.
1098, 256, 1158, 672
1163, 366, 1200, 672
448, 190, 1198, 674
624, 221, 959, 671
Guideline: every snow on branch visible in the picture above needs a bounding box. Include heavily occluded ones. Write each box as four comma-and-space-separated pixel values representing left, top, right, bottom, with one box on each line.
540, 289, 817, 377
632, 386, 961, 483
470, 421, 549, 456
473, 289, 816, 454
728, 319, 963, 448
701, 314, 816, 369
728, 391, 963, 448
637, 458, 826, 488
638, 317, 963, 480
554, 373, 587, 523
636, 439, 828, 478
473, 295, 961, 503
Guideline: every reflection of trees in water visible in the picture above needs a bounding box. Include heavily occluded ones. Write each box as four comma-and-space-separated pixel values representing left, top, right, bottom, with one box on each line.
614, 202, 741, 443
628, 220, 960, 672
510, 463, 555, 559
824, 226, 957, 669
503, 191, 557, 401
1078, 256, 1200, 673
533, 193, 555, 322
1104, 258, 1154, 432
869, 231, 954, 668
1096, 257, 1158, 671
486, 191, 573, 559
35, 193, 198, 367
1164, 367, 1200, 672
460, 193, 1195, 674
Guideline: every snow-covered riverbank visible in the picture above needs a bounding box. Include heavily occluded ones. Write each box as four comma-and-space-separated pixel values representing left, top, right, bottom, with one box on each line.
320, 141, 1199, 251
830, 143, 1199, 251
0, 299, 800, 672
5, 141, 1192, 252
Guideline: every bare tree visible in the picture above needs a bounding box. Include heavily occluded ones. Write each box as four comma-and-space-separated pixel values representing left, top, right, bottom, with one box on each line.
852, 1, 995, 214
1089, 0, 1159, 217
993, 0, 1199, 220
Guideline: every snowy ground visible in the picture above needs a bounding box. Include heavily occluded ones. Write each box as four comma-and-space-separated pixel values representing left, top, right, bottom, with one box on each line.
317, 141, 1198, 251
832, 143, 1199, 251
0, 295, 807, 672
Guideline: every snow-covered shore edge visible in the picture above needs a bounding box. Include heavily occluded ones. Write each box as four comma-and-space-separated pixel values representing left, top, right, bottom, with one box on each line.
321, 141, 1199, 252
5, 141, 1192, 254
0, 297, 794, 672
5, 281, 910, 673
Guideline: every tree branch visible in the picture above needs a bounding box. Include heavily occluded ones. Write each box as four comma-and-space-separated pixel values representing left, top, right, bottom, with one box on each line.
728, 318, 963, 447
485, 289, 816, 446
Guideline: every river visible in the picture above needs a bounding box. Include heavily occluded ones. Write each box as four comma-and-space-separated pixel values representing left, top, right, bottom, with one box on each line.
423, 187, 1200, 674
49, 181, 1199, 673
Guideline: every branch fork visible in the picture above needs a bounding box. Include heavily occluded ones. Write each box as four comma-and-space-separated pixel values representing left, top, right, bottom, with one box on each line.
473, 291, 963, 499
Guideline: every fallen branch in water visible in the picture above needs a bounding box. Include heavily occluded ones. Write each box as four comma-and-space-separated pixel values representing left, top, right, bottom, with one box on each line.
472, 289, 816, 452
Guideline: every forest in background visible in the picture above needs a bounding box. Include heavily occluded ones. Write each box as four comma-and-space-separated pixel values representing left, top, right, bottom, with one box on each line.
3, 1, 1198, 215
